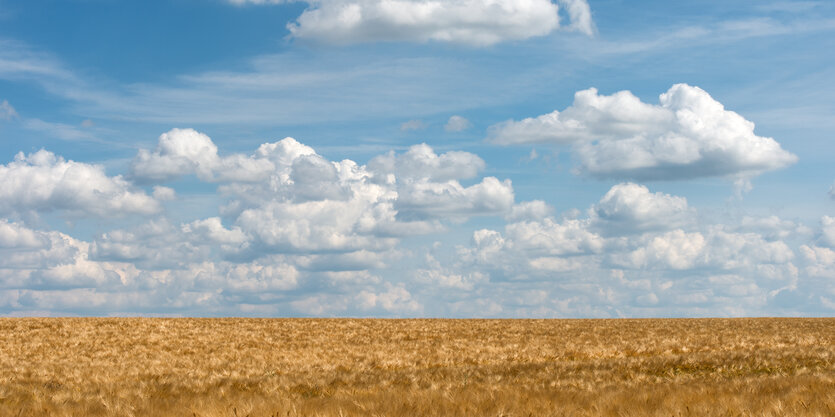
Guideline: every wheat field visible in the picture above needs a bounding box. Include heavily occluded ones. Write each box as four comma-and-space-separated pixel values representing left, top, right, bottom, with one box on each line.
0, 318, 832, 416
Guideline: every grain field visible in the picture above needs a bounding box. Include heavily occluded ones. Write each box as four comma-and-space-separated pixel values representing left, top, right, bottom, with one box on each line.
0, 318, 832, 416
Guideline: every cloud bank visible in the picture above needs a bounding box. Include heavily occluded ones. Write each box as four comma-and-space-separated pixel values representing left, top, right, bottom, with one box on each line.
0, 129, 830, 317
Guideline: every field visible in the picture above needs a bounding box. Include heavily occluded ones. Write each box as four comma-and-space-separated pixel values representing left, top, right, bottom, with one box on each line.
0, 318, 832, 416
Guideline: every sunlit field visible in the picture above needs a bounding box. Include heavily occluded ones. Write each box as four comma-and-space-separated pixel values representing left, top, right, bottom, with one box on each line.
0, 318, 832, 416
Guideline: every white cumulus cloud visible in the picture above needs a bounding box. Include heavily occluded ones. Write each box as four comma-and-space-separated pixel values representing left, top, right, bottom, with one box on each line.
488, 84, 797, 181
369, 143, 485, 181
228, 0, 594, 46
590, 183, 694, 235
505, 200, 553, 222
131, 130, 514, 258
130, 128, 221, 182
0, 150, 160, 218
287, 0, 566, 46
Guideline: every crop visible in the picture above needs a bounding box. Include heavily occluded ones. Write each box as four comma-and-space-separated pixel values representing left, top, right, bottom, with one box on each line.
0, 318, 832, 416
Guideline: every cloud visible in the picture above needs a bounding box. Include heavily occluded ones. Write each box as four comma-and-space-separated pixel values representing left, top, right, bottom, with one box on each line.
505, 200, 553, 222
21, 119, 101, 143
609, 225, 795, 272
400, 119, 426, 131
0, 220, 124, 289
0, 146, 829, 316
152, 186, 176, 201
394, 176, 514, 220
369, 143, 485, 181
590, 183, 694, 235
488, 84, 798, 181
0, 39, 74, 82
737, 215, 812, 241
356, 283, 422, 314
131, 130, 513, 257
415, 253, 486, 290
368, 143, 512, 220
819, 216, 835, 247
0, 150, 160, 218
403, 182, 825, 317
130, 128, 222, 182
0, 100, 17, 120
829, 181, 835, 199
800, 245, 835, 278
559, 0, 596, 36
503, 218, 605, 257
444, 115, 471, 132
611, 229, 706, 270
0, 99, 102, 144
282, 0, 592, 46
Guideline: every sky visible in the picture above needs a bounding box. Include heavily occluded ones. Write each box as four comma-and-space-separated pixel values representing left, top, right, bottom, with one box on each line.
0, 0, 833, 317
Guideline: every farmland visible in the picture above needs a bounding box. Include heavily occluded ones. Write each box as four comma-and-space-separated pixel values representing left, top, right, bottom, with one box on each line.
0, 318, 832, 416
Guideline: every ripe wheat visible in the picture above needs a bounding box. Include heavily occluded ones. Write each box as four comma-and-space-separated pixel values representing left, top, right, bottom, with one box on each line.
0, 318, 832, 416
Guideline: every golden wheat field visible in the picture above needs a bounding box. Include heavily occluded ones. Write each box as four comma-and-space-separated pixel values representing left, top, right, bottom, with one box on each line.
0, 318, 832, 417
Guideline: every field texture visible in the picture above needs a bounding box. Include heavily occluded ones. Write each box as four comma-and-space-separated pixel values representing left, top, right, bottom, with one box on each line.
0, 318, 832, 416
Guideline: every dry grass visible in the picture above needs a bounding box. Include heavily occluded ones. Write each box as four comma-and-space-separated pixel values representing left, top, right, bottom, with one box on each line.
0, 318, 832, 416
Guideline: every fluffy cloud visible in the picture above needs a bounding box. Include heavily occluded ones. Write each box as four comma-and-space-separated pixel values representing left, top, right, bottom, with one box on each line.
356, 283, 421, 314
444, 115, 471, 132
368, 143, 513, 220
228, 0, 594, 45
287, 0, 575, 46
504, 218, 605, 256
0, 99, 17, 120
131, 131, 514, 257
0, 220, 124, 289
737, 215, 811, 241
406, 182, 821, 317
610, 229, 705, 270
0, 150, 160, 218
488, 84, 797, 181
394, 177, 514, 220
800, 245, 835, 279
369, 143, 485, 181
505, 200, 553, 222
131, 128, 316, 184
590, 183, 693, 235
152, 186, 176, 201
130, 128, 222, 182
0, 220, 413, 315
819, 216, 835, 247
0, 219, 45, 249
415, 254, 486, 290
3, 127, 830, 317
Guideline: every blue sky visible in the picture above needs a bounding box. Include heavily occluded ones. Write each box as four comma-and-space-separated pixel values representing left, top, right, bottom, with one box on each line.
0, 0, 833, 317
